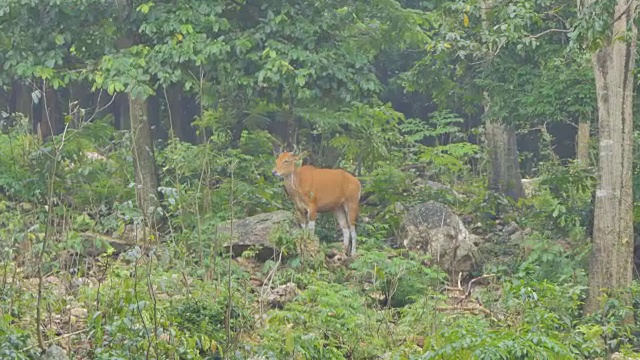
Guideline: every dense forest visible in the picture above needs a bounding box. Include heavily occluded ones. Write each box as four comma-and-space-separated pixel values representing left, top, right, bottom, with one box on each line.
1, 0, 640, 359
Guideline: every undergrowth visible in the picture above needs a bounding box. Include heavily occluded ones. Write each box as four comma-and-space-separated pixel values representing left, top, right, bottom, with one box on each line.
1, 114, 639, 360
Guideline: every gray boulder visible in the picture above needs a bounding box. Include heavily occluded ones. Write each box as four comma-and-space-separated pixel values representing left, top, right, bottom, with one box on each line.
41, 345, 67, 360
218, 210, 296, 261
397, 201, 480, 275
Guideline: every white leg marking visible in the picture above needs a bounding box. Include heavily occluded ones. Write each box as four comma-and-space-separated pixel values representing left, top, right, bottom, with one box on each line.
308, 220, 316, 235
350, 226, 357, 256
334, 208, 350, 254
342, 228, 350, 253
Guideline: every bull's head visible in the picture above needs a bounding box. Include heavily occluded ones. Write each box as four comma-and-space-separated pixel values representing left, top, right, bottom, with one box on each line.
272, 151, 307, 177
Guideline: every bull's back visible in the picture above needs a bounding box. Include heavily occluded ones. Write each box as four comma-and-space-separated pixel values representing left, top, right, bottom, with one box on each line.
298, 166, 360, 211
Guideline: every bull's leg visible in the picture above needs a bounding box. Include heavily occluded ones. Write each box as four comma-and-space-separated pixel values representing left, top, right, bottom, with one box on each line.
307, 204, 318, 236
346, 199, 359, 256
334, 207, 350, 254
295, 207, 308, 231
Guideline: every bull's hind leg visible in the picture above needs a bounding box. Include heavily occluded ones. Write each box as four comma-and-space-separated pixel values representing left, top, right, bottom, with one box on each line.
334, 207, 350, 254
345, 198, 360, 256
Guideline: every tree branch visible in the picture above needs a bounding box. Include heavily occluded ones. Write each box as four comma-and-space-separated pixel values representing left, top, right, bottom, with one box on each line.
528, 28, 571, 39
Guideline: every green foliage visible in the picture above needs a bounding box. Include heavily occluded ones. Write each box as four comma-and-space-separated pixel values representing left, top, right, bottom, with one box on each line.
515, 232, 590, 284
350, 250, 447, 308
421, 315, 575, 359
0, 315, 39, 360
521, 161, 595, 240
1, 0, 639, 357
0, 114, 47, 202
76, 261, 255, 359
255, 280, 385, 359
400, 110, 481, 182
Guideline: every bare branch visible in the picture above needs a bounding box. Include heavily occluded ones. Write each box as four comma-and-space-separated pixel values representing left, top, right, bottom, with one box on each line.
528, 28, 571, 39
468, 38, 506, 65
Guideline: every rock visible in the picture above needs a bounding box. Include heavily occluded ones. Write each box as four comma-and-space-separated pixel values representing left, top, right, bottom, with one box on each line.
521, 178, 541, 197
120, 245, 143, 262
42, 345, 67, 360
396, 201, 480, 275
502, 221, 520, 236
71, 277, 98, 291
120, 223, 153, 243
218, 210, 296, 262
509, 228, 532, 243
609, 353, 640, 360
81, 232, 134, 257
45, 276, 67, 298
70, 307, 88, 319
414, 179, 461, 198
265, 282, 298, 309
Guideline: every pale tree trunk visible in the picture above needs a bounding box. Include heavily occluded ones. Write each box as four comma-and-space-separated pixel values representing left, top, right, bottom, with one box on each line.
584, 0, 636, 321
485, 118, 525, 201
130, 94, 160, 227
575, 120, 590, 166
113, 0, 160, 228
481, 0, 525, 202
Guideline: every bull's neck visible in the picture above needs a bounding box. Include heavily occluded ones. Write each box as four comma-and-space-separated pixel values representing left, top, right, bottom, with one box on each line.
282, 167, 302, 192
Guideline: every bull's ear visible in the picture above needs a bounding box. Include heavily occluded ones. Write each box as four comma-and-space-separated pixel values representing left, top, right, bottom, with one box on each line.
294, 151, 308, 166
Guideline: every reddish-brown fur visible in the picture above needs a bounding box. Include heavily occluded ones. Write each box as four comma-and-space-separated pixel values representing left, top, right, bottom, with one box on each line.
272, 152, 361, 255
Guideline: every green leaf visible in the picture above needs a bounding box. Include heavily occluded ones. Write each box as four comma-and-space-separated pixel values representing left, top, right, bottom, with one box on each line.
285, 332, 295, 353
136, 2, 154, 14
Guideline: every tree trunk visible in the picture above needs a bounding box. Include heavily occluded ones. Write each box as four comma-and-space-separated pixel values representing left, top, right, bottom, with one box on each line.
68, 81, 93, 127
35, 85, 62, 141
480, 0, 524, 202
130, 94, 161, 228
485, 119, 525, 201
230, 119, 244, 148
166, 84, 197, 143
584, 0, 636, 321
166, 84, 185, 140
576, 120, 590, 167
10, 80, 32, 120
147, 91, 167, 142
113, 93, 130, 130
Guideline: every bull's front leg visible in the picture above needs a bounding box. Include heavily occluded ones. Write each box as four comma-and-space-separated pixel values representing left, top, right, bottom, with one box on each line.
294, 206, 308, 229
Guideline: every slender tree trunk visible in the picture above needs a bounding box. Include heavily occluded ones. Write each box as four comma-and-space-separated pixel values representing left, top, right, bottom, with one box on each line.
166, 84, 185, 140
69, 81, 92, 127
113, 93, 131, 130
130, 94, 160, 227
576, 120, 590, 166
485, 119, 525, 201
230, 119, 244, 148
166, 84, 197, 143
36, 86, 61, 141
182, 92, 199, 143
147, 91, 167, 142
584, 0, 636, 322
